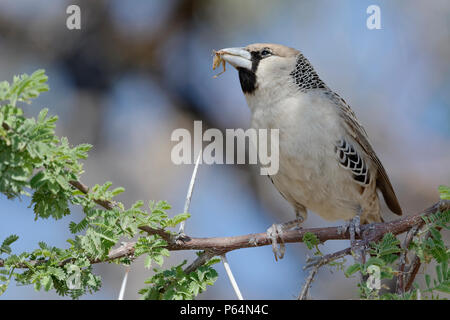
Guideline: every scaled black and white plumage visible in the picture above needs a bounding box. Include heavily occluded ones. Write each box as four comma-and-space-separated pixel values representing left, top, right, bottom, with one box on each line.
336, 139, 370, 186
216, 43, 402, 258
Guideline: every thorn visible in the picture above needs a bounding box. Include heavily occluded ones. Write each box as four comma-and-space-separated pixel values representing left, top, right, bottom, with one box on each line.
221, 254, 244, 300
118, 266, 131, 300
178, 151, 202, 235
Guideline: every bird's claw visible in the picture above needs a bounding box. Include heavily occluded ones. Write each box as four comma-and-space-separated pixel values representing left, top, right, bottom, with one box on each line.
267, 223, 286, 261
339, 216, 361, 238
266, 219, 303, 261
353, 215, 361, 236
342, 215, 366, 271
175, 232, 190, 244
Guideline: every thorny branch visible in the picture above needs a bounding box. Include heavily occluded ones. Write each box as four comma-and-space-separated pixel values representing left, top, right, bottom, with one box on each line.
298, 248, 352, 300
1, 179, 448, 296
298, 266, 320, 300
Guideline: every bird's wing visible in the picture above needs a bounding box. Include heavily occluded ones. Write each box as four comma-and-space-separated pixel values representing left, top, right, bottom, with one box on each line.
332, 94, 403, 216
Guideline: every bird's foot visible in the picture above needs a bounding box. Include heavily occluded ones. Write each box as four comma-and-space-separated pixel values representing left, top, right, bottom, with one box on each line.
342, 213, 366, 283
175, 232, 190, 244
339, 216, 363, 260
267, 219, 303, 261
339, 216, 361, 242
344, 216, 366, 282
267, 223, 285, 261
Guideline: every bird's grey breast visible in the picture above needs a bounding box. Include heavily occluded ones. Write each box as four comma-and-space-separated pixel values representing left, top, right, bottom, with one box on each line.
248, 90, 361, 218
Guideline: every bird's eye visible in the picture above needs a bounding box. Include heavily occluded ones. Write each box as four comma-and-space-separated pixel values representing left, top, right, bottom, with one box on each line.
260, 49, 272, 57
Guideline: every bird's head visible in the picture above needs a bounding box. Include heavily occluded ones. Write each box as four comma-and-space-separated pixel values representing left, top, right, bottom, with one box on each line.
217, 43, 325, 96
217, 43, 301, 94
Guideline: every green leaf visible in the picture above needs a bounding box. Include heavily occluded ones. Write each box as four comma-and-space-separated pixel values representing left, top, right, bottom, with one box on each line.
111, 187, 125, 196
438, 185, 450, 200
302, 232, 320, 250
365, 257, 386, 268
95, 231, 117, 243
436, 264, 443, 283
47, 181, 60, 195
205, 257, 221, 267
133, 200, 144, 209
42, 275, 52, 291
345, 263, 361, 277
29, 171, 46, 188
34, 281, 41, 292
163, 213, 191, 228
56, 175, 69, 190
69, 218, 89, 234
435, 281, 450, 294
0, 281, 10, 296
2, 235, 19, 247
425, 274, 431, 288
37, 108, 48, 123
153, 255, 164, 267
1, 235, 19, 254
144, 256, 152, 269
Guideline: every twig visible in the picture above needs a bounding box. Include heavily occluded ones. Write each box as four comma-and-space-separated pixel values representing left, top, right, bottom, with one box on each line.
69, 180, 115, 210
221, 254, 244, 300
298, 247, 351, 299
137, 225, 174, 243
0, 241, 137, 268
404, 229, 433, 292
184, 251, 216, 274
353, 241, 367, 285
396, 225, 419, 294
404, 255, 422, 292
298, 266, 319, 300
304, 247, 351, 270
118, 266, 130, 300
179, 151, 202, 234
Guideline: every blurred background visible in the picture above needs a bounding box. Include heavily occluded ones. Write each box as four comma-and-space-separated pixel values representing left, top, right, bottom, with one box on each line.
0, 0, 449, 299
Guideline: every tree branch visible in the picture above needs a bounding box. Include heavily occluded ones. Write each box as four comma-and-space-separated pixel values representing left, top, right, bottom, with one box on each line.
298, 266, 319, 300
404, 255, 422, 292
298, 247, 351, 300
304, 247, 352, 270
396, 225, 419, 294
2, 200, 448, 270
